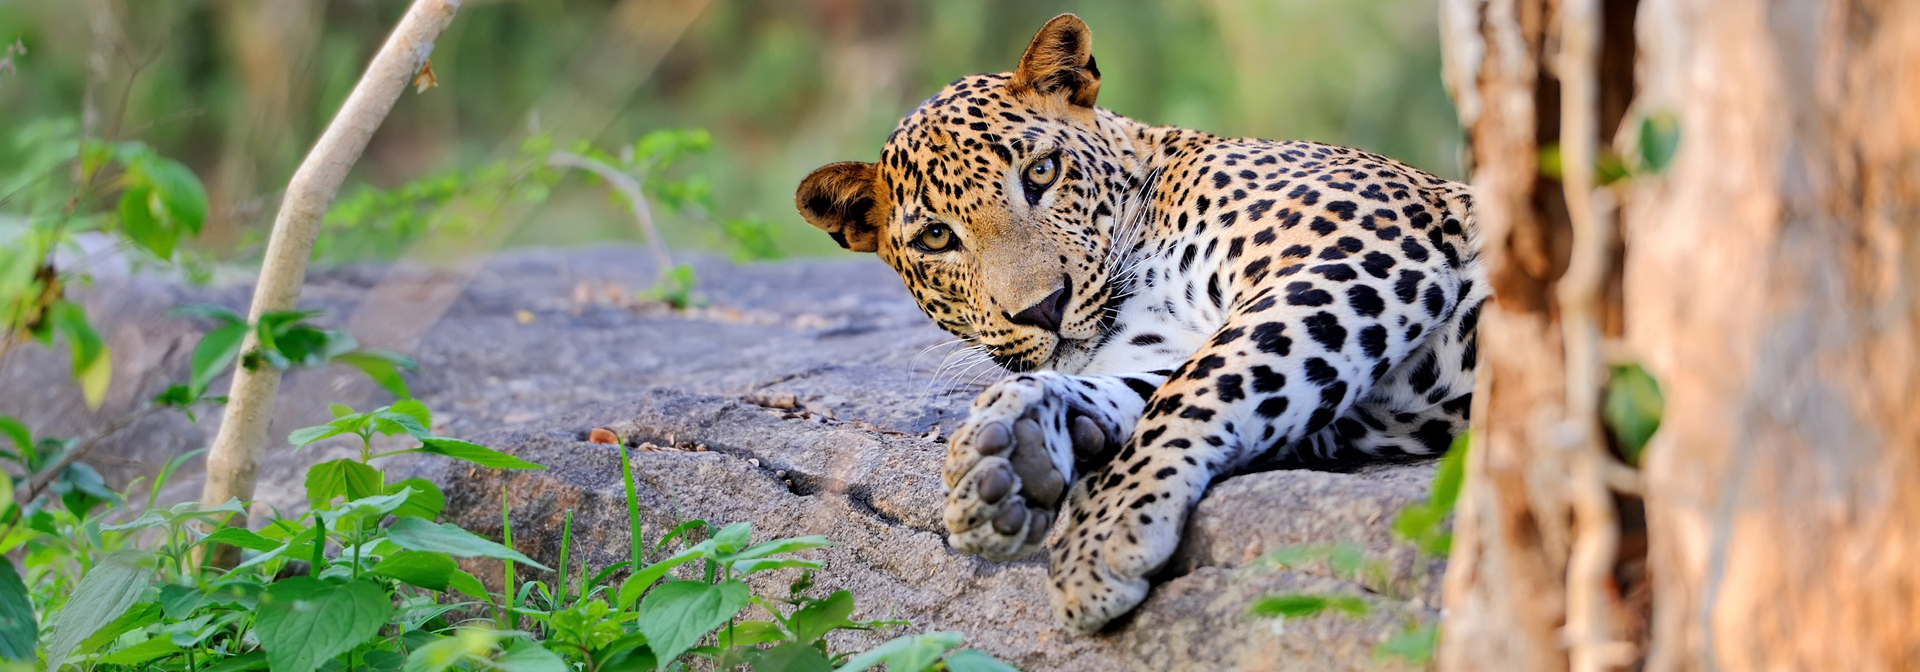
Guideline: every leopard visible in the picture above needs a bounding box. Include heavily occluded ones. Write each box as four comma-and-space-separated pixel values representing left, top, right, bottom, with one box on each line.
795, 13, 1485, 634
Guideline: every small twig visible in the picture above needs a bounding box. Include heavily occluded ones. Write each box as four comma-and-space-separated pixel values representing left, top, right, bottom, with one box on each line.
25, 404, 162, 501
547, 150, 675, 273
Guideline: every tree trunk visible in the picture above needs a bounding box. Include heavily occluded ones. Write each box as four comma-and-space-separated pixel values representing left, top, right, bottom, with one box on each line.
1436, 0, 1920, 669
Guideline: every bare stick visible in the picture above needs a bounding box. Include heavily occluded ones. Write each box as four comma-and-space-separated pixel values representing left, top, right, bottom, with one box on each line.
1555, 0, 1631, 669
197, 0, 463, 565
547, 151, 675, 272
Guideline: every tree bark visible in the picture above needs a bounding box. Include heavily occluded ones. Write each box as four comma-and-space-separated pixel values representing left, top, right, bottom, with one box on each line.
198, 0, 462, 565
1437, 0, 1920, 669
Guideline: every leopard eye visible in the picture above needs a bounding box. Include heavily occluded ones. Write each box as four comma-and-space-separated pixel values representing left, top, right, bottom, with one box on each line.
1022, 154, 1060, 198
914, 224, 957, 253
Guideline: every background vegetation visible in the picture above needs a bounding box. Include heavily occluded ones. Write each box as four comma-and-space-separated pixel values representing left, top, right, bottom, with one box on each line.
1, 0, 1458, 262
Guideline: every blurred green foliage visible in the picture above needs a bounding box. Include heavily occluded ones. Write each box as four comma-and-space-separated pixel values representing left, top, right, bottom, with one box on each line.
1, 0, 1458, 261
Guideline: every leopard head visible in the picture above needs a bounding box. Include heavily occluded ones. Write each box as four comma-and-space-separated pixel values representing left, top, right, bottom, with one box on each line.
796, 14, 1146, 372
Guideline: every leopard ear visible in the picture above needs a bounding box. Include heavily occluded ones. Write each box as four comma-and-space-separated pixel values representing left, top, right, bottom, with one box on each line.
796, 161, 882, 253
1009, 14, 1101, 108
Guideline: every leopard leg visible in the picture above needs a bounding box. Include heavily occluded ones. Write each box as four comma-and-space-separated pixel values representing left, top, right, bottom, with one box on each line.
943, 370, 1165, 560
1048, 294, 1457, 632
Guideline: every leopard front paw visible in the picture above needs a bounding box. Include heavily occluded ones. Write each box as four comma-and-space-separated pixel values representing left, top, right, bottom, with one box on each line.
943, 374, 1115, 560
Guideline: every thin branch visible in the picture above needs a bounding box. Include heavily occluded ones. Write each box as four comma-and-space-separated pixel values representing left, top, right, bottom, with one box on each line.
546, 150, 675, 272
25, 404, 161, 501
197, 0, 464, 568
1556, 0, 1632, 670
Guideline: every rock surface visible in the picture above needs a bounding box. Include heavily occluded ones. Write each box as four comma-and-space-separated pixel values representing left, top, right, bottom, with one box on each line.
0, 246, 1442, 671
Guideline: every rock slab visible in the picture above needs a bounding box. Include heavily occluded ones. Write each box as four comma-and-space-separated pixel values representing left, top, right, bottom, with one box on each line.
0, 247, 1442, 671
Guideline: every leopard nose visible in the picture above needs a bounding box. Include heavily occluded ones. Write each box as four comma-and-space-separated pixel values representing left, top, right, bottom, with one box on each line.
1008, 285, 1068, 332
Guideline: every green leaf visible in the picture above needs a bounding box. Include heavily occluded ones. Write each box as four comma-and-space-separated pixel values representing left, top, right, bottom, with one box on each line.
53, 461, 119, 517
0, 416, 31, 459
141, 155, 210, 235
834, 632, 963, 672
118, 185, 174, 259
596, 633, 657, 672
725, 535, 833, 563
201, 525, 283, 552
189, 322, 249, 396
401, 629, 499, 672
1327, 543, 1364, 577
1248, 593, 1370, 619
787, 590, 855, 644
255, 577, 393, 672
50, 301, 111, 408
385, 516, 550, 570
365, 649, 406, 672
45, 551, 155, 670
168, 303, 245, 325
290, 415, 362, 448
149, 447, 207, 509
74, 602, 162, 659
1638, 112, 1682, 174
203, 652, 269, 672
333, 350, 415, 399
1604, 363, 1664, 465
941, 649, 1020, 672
230, 542, 292, 575
387, 478, 446, 519
616, 545, 710, 608
1373, 622, 1438, 664
0, 560, 36, 661
730, 558, 821, 575
407, 437, 545, 470
318, 487, 414, 527
492, 640, 569, 672
307, 458, 385, 507
388, 399, 431, 428
1392, 434, 1468, 557
637, 580, 751, 667
710, 521, 752, 554
158, 583, 204, 619
369, 409, 430, 439
716, 620, 785, 649
448, 570, 491, 604
370, 551, 458, 591
752, 641, 832, 672
97, 635, 181, 665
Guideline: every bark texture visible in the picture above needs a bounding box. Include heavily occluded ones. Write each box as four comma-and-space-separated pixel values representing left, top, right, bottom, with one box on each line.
1438, 0, 1920, 669
1628, 1, 1920, 669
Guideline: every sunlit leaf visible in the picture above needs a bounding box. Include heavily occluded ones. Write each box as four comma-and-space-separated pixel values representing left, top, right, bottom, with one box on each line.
833, 632, 963, 672
1248, 593, 1369, 619
385, 517, 549, 570
637, 580, 750, 667
371, 551, 458, 591
387, 478, 446, 519
1604, 363, 1664, 465
45, 551, 155, 670
306, 459, 384, 507
1638, 112, 1682, 174
941, 649, 1020, 672
189, 322, 249, 396
255, 577, 391, 672
333, 350, 415, 399
0, 560, 35, 661
402, 437, 544, 470
1373, 622, 1438, 664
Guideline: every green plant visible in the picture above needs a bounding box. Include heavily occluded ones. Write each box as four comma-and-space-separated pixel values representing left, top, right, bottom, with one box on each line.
1245, 434, 1469, 666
